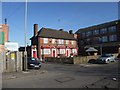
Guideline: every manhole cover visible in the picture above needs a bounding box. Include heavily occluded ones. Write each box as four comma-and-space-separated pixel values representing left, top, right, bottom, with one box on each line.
55, 77, 74, 83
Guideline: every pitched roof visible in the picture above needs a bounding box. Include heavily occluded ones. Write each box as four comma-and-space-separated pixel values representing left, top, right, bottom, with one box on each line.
36, 28, 75, 40
86, 47, 98, 52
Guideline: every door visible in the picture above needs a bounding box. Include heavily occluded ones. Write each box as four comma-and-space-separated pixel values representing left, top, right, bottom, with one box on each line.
53, 50, 55, 57
33, 51, 36, 58
66, 50, 68, 57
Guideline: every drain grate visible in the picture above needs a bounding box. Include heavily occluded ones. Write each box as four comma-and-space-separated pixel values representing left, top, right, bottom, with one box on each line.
55, 77, 75, 83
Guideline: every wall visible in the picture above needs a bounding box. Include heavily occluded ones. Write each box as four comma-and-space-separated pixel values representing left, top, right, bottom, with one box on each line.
0, 24, 9, 52
37, 37, 77, 59
1, 51, 23, 72
73, 53, 118, 64
45, 57, 74, 64
73, 55, 99, 64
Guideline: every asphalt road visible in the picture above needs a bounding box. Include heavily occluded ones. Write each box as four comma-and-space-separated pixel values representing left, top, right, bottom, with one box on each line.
2, 61, 119, 88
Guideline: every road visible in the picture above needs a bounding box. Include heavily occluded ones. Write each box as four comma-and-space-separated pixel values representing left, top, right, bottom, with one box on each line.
2, 61, 119, 88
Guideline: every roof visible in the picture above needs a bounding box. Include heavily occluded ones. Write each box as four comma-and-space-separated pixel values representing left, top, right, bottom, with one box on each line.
31, 28, 76, 40
86, 47, 98, 52
76, 20, 119, 34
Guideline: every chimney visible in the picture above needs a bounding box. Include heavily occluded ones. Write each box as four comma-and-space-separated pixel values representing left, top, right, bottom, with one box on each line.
34, 24, 38, 36
5, 18, 7, 25
69, 30, 73, 34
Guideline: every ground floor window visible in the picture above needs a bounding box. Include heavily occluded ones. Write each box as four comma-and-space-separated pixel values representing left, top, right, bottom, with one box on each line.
72, 49, 77, 54
43, 49, 51, 54
40, 48, 77, 57
60, 49, 65, 54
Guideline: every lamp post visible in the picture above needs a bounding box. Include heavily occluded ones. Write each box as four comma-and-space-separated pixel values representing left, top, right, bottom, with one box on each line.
99, 37, 102, 55
24, 0, 27, 71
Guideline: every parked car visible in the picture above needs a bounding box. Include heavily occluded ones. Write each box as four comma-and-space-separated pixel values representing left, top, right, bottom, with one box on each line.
97, 54, 116, 64
27, 57, 41, 69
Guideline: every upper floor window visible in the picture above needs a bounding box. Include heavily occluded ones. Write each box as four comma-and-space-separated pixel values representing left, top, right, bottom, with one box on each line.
108, 26, 116, 33
86, 31, 92, 37
109, 35, 117, 41
58, 39, 64, 44
44, 38, 48, 44
0, 25, 2, 29
66, 40, 69, 44
102, 36, 108, 42
100, 28, 107, 34
52, 39, 56, 44
94, 37, 101, 43
61, 39, 64, 44
93, 30, 99, 35
81, 32, 86, 37
71, 41, 74, 45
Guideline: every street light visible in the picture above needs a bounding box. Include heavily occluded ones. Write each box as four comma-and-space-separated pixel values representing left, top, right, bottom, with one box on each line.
24, 0, 27, 71
99, 37, 102, 55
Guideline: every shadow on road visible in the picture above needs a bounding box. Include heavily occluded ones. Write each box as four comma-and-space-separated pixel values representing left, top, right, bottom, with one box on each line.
87, 59, 107, 64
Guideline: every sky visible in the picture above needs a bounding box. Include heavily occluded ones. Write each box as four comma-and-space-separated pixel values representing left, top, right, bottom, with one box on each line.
2, 2, 118, 47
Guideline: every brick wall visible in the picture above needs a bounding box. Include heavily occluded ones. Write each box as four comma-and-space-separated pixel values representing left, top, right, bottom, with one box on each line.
0, 24, 9, 52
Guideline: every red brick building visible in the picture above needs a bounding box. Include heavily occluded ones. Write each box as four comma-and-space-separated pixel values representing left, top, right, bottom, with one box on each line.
76, 20, 120, 56
0, 24, 9, 52
30, 24, 77, 60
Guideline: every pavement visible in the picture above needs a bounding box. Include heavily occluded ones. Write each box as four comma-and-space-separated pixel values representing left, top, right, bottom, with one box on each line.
2, 62, 119, 88
2, 69, 48, 80
84, 76, 118, 88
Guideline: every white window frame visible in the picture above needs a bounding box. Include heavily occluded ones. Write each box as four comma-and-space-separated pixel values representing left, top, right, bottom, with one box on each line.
66, 40, 69, 44
43, 49, 51, 54
71, 41, 74, 45
60, 49, 65, 54
61, 39, 64, 44
44, 38, 48, 44
58, 39, 64, 44
52, 39, 56, 44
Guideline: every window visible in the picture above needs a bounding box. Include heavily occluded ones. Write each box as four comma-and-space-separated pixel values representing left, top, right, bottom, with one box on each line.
60, 49, 65, 54
109, 35, 117, 41
81, 32, 85, 37
66, 40, 69, 44
0, 25, 2, 29
100, 28, 107, 34
108, 26, 116, 33
94, 37, 101, 43
58, 39, 64, 44
61, 39, 64, 44
102, 36, 108, 42
52, 39, 55, 44
44, 38, 48, 44
86, 31, 92, 37
72, 49, 77, 54
71, 41, 74, 45
93, 30, 99, 35
43, 49, 51, 54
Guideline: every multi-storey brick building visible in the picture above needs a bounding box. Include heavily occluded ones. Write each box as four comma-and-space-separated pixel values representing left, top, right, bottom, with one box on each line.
76, 20, 120, 56
0, 24, 9, 52
30, 24, 77, 59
